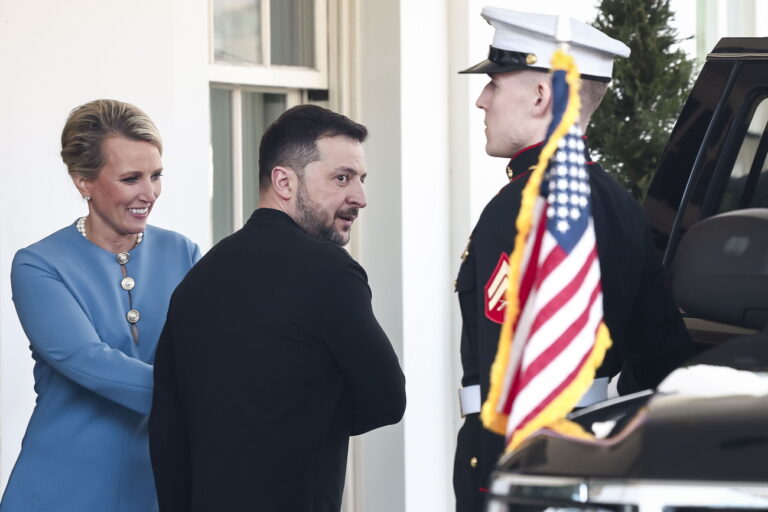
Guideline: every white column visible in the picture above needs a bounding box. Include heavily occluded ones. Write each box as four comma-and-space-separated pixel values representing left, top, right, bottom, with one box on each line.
399, 0, 455, 510
356, 2, 405, 510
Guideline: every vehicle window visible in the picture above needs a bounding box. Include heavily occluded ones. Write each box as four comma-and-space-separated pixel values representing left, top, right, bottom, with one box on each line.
717, 97, 768, 214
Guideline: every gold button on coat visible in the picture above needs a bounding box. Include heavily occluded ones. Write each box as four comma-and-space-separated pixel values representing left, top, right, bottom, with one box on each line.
460, 242, 470, 261
121, 277, 135, 291
126, 310, 141, 324
470, 456, 478, 468
116, 252, 130, 265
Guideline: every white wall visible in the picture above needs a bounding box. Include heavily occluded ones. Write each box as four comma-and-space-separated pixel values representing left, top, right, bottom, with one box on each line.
399, 0, 454, 510
0, 0, 211, 492
355, 1, 406, 510
697, 0, 768, 57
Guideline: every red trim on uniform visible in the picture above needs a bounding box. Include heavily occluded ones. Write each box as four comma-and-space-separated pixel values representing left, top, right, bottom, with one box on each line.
479, 487, 489, 493
510, 141, 545, 161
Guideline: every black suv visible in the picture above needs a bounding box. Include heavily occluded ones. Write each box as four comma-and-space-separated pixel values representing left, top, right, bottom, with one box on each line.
486, 38, 768, 512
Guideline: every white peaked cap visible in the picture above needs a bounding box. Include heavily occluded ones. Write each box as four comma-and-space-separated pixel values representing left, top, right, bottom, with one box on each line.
460, 7, 631, 81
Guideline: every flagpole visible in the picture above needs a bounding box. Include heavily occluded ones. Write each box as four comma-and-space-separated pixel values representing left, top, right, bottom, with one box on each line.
556, 15, 572, 52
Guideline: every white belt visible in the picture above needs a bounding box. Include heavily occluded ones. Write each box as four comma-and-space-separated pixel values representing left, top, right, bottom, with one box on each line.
459, 385, 482, 417
458, 377, 610, 417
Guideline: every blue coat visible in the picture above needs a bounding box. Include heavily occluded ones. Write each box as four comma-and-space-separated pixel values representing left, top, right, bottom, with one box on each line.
0, 222, 200, 512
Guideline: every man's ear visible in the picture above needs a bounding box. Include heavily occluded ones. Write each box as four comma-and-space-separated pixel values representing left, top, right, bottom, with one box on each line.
271, 166, 295, 201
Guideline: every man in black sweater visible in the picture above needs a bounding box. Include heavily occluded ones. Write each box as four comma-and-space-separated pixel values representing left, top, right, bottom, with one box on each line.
149, 105, 406, 511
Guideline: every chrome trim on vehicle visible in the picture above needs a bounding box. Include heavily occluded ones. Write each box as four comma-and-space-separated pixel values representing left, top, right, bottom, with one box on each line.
489, 474, 587, 503
487, 474, 768, 511
707, 52, 768, 60
567, 388, 654, 419
590, 479, 768, 510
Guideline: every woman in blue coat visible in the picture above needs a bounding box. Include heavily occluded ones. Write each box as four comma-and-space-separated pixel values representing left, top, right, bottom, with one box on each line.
0, 99, 200, 512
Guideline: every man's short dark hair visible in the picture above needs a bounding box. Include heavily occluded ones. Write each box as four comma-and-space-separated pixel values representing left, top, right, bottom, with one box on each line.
259, 104, 368, 190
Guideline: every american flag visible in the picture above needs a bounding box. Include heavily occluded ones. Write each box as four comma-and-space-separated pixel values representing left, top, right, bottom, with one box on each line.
481, 52, 612, 451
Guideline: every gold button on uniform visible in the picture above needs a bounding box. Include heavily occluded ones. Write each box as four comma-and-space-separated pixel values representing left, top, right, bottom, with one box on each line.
126, 310, 141, 324
470, 456, 478, 468
526, 53, 537, 65
116, 252, 130, 265
460, 243, 470, 261
121, 277, 135, 291
506, 166, 514, 180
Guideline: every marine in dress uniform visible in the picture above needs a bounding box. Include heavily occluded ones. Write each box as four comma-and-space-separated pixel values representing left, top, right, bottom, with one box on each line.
453, 8, 695, 511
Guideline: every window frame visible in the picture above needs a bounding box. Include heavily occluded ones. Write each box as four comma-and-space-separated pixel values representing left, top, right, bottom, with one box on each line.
207, 0, 328, 89
700, 89, 768, 219
208, 0, 328, 236
210, 83, 302, 231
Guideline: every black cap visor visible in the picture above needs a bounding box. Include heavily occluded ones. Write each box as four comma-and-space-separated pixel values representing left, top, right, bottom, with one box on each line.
459, 46, 547, 74
459, 45, 611, 82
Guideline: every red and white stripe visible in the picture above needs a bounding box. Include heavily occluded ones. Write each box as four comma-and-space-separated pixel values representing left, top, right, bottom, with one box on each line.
496, 198, 604, 441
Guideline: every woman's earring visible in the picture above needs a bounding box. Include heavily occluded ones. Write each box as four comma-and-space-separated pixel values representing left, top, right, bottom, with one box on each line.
83, 196, 91, 201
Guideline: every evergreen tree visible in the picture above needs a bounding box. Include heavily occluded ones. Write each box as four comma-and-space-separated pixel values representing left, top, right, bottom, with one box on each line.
589, 0, 695, 199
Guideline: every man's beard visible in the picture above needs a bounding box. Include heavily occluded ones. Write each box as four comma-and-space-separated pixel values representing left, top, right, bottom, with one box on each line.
295, 181, 357, 246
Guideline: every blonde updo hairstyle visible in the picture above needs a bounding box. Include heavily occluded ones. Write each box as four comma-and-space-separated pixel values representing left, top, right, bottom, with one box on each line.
61, 99, 163, 182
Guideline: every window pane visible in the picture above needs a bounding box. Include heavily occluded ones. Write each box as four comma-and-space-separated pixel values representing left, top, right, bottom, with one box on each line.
718, 98, 768, 213
210, 88, 234, 243
750, 157, 768, 207
242, 92, 286, 217
213, 0, 262, 65
747, 104, 768, 208
270, 0, 315, 67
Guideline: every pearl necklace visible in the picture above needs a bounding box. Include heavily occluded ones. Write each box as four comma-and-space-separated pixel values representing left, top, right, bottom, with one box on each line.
76, 216, 144, 246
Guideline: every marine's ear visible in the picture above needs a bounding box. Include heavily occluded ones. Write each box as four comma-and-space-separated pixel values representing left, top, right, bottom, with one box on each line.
532, 78, 553, 118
